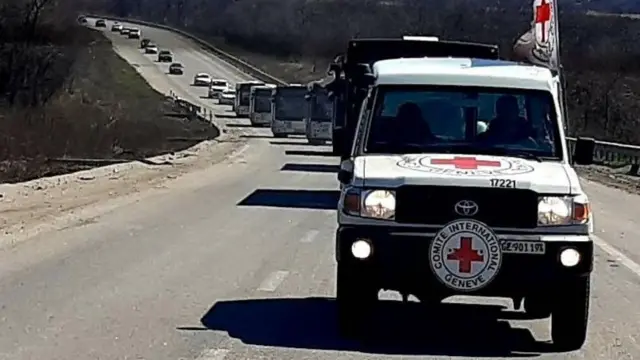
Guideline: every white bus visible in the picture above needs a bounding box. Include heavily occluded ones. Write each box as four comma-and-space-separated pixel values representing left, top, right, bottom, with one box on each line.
234, 81, 264, 117
249, 84, 276, 126
271, 84, 307, 138
304, 82, 334, 145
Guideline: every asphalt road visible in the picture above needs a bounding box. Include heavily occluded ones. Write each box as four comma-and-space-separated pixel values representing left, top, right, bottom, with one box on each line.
1, 19, 639, 360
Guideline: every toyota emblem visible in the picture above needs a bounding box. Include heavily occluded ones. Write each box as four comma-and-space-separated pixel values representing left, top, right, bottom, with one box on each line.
454, 200, 479, 216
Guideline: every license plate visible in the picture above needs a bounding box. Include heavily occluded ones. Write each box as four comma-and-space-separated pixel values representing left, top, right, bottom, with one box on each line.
500, 240, 545, 254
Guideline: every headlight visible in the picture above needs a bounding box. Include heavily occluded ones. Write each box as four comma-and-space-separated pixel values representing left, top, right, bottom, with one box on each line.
537, 196, 591, 226
362, 190, 396, 219
341, 188, 396, 220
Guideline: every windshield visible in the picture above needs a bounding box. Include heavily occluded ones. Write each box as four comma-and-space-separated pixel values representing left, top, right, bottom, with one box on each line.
211, 81, 227, 87
310, 91, 333, 121
253, 90, 271, 112
365, 85, 562, 159
274, 88, 306, 120
239, 84, 261, 105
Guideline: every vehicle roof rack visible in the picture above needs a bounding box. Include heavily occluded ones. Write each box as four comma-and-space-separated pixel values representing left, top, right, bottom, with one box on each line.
344, 38, 499, 72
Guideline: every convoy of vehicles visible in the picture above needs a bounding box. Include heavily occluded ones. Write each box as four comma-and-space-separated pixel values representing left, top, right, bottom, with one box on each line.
249, 84, 277, 126
235, 81, 264, 117
208, 79, 229, 99
87, 10, 596, 352
304, 81, 333, 145
270, 84, 307, 138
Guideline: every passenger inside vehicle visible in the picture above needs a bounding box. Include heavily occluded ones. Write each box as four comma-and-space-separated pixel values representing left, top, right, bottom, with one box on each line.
479, 95, 535, 144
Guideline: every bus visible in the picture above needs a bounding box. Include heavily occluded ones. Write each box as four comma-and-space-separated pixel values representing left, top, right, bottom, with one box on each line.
249, 84, 276, 126
234, 81, 264, 117
304, 81, 334, 145
271, 84, 307, 138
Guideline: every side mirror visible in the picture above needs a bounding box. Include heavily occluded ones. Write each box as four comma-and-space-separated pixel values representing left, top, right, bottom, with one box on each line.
572, 137, 595, 165
361, 73, 376, 86
338, 159, 353, 184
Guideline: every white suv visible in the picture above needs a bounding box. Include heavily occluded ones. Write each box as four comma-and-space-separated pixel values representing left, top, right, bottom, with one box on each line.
335, 56, 595, 351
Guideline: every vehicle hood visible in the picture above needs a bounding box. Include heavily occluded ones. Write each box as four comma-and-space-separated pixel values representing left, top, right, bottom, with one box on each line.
353, 153, 576, 193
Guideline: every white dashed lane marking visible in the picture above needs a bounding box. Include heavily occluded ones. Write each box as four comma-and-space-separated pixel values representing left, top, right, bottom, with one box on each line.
300, 230, 319, 243
257, 270, 289, 292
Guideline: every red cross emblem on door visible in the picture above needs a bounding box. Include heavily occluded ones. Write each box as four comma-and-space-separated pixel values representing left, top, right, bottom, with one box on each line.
447, 237, 484, 273
430, 156, 501, 170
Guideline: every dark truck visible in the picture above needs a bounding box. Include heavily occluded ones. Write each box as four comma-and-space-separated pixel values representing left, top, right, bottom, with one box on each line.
325, 38, 500, 158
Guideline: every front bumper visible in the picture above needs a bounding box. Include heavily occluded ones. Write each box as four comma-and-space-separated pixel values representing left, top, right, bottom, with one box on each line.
336, 225, 593, 298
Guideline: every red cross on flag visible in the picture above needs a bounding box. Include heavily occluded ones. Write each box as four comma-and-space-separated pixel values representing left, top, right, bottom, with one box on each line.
512, 0, 560, 70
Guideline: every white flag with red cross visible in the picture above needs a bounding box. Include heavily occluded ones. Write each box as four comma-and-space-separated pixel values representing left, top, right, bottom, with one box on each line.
512, 0, 560, 70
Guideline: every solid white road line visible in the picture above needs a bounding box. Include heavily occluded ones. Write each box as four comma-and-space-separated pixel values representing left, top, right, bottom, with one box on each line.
593, 234, 640, 276
257, 270, 289, 292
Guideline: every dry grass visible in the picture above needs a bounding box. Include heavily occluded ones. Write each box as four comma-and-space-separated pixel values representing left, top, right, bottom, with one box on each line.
0, 27, 219, 183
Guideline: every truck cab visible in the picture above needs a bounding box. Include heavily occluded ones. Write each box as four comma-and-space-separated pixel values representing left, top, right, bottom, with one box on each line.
249, 84, 276, 126
334, 55, 596, 351
326, 37, 500, 158
271, 84, 307, 138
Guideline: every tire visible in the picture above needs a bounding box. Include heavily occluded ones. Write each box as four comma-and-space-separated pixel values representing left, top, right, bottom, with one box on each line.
336, 261, 377, 337
550, 276, 590, 351
273, 133, 287, 138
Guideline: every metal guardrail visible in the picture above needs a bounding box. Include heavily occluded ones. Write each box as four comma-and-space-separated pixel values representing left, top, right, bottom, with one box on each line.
85, 14, 640, 176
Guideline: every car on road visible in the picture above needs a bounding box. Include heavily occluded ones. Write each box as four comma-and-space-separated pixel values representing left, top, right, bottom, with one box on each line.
128, 28, 141, 39
334, 50, 596, 352
95, 19, 106, 27
78, 16, 87, 24
111, 23, 123, 32
193, 73, 212, 86
208, 79, 229, 99
169, 63, 184, 75
120, 27, 131, 36
140, 38, 151, 49
218, 89, 236, 105
157, 50, 173, 62
145, 44, 158, 54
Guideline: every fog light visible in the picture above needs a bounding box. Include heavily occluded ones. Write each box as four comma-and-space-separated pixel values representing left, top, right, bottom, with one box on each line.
351, 239, 372, 259
560, 248, 581, 267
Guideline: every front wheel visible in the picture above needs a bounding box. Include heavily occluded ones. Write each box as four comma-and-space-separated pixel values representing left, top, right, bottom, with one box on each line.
336, 261, 377, 337
550, 276, 590, 351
